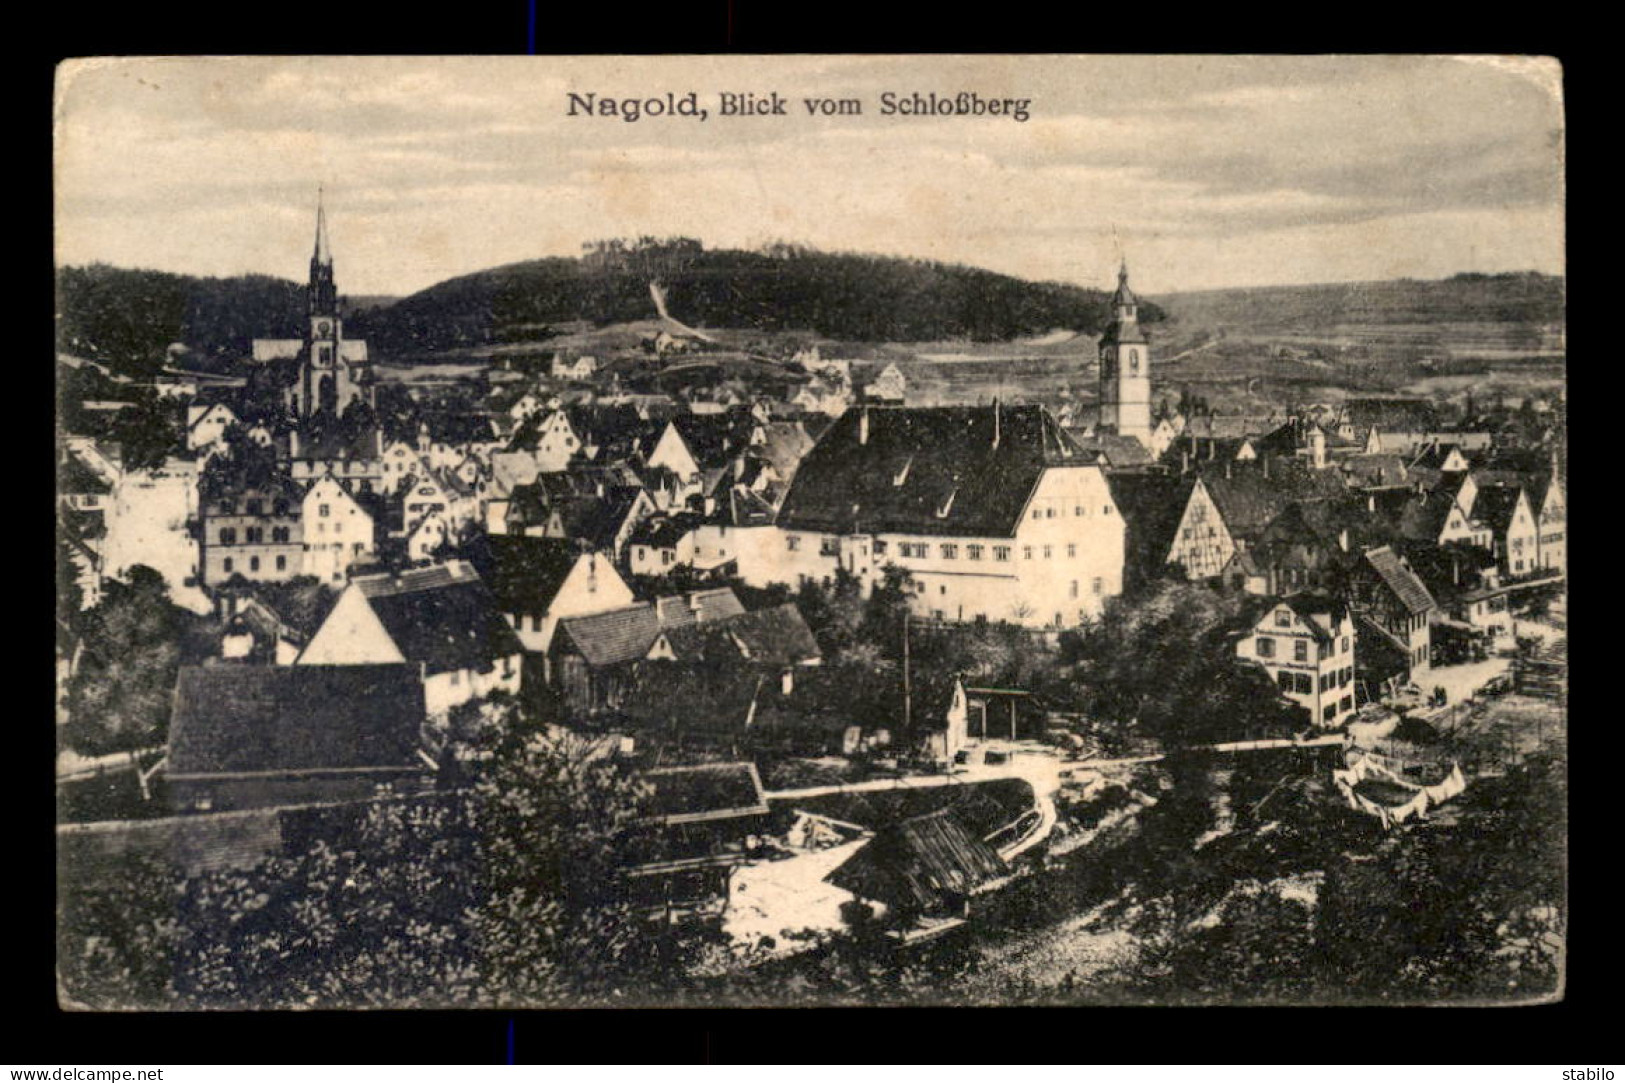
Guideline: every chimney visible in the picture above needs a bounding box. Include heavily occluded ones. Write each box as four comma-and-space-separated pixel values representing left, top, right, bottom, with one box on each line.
1367, 493, 1376, 513
1225, 461, 1232, 480
859, 407, 870, 446
1262, 455, 1270, 479
1338, 529, 1349, 552
992, 399, 1001, 450
1376, 467, 1385, 485
1208, 439, 1216, 461
1181, 449, 1190, 475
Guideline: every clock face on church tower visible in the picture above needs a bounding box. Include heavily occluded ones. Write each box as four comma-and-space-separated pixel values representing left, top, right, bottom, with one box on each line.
315, 320, 332, 337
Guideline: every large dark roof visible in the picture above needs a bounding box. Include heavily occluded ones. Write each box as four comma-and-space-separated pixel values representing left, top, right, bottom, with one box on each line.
1196, 459, 1348, 541
463, 535, 583, 613
1107, 473, 1193, 574
670, 410, 761, 470
354, 563, 524, 673
826, 808, 1008, 912
1472, 483, 1527, 534
58, 453, 111, 494
777, 405, 1088, 537
169, 664, 424, 776
642, 762, 768, 825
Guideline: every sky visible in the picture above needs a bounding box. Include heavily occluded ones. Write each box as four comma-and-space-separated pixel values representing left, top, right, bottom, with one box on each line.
53, 55, 1565, 299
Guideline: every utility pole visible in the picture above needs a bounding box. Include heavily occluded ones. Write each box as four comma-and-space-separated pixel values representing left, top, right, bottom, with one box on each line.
902, 608, 912, 742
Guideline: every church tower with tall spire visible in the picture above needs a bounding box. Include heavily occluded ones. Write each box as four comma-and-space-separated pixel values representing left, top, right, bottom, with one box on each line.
1097, 260, 1152, 448
288, 189, 372, 422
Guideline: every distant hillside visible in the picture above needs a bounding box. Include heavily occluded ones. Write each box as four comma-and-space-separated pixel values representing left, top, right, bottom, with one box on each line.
1157, 272, 1565, 332
56, 241, 1161, 373
56, 264, 307, 377
349, 239, 1164, 359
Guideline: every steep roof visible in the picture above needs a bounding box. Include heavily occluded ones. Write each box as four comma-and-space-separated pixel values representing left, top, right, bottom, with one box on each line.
777, 405, 1087, 537
169, 664, 425, 776
660, 603, 821, 667
1472, 483, 1527, 535
464, 535, 582, 613
1107, 473, 1194, 575
1196, 459, 1348, 541
1362, 546, 1437, 615
58, 452, 112, 495
1074, 432, 1155, 468
826, 808, 1008, 913
353, 562, 524, 673
555, 588, 746, 667
670, 410, 760, 470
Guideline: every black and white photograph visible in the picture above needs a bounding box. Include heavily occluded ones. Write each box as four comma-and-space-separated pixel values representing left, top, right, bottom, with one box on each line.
53, 54, 1566, 1010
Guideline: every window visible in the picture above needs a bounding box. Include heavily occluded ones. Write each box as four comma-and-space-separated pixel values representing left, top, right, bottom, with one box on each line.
874, 540, 888, 556
662, 551, 674, 565
1318, 641, 1329, 661
219, 527, 236, 544
246, 500, 262, 516
276, 556, 286, 571
1067, 544, 1077, 558
1023, 546, 1033, 561
1342, 635, 1351, 654
354, 543, 364, 555
1324, 704, 1337, 723
223, 558, 234, 573
1092, 577, 1104, 595
1275, 609, 1292, 628
941, 544, 957, 560
1295, 672, 1313, 695
219, 500, 235, 514
820, 537, 840, 556
1042, 545, 1053, 559
1032, 508, 1042, 520
1046, 507, 1056, 519
1075, 505, 1084, 516
250, 556, 260, 572
335, 522, 343, 535
1294, 640, 1309, 663
994, 546, 1011, 562
1277, 671, 1294, 693
1340, 695, 1353, 713
786, 535, 801, 552
1103, 505, 1113, 515
319, 504, 331, 518
246, 527, 263, 543
1256, 637, 1275, 658
449, 671, 461, 687
1070, 580, 1079, 599
967, 544, 983, 561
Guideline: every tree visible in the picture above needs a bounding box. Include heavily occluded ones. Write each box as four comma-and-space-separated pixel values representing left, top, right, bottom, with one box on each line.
61, 720, 694, 1009
1072, 581, 1304, 749
62, 566, 189, 756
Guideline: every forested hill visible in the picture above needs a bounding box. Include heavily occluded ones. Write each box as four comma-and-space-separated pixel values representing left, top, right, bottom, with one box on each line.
55, 265, 312, 377
355, 240, 1162, 357
56, 241, 1164, 373
1157, 271, 1565, 331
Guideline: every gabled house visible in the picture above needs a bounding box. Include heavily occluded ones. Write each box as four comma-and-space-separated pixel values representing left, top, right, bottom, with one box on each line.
1235, 594, 1357, 729
1472, 483, 1540, 578
185, 402, 238, 452
1347, 545, 1436, 682
467, 535, 635, 652
302, 475, 376, 584
770, 405, 1125, 629
860, 362, 908, 404
167, 664, 431, 813
547, 588, 748, 715
1529, 474, 1566, 572
297, 561, 525, 717
198, 469, 305, 587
